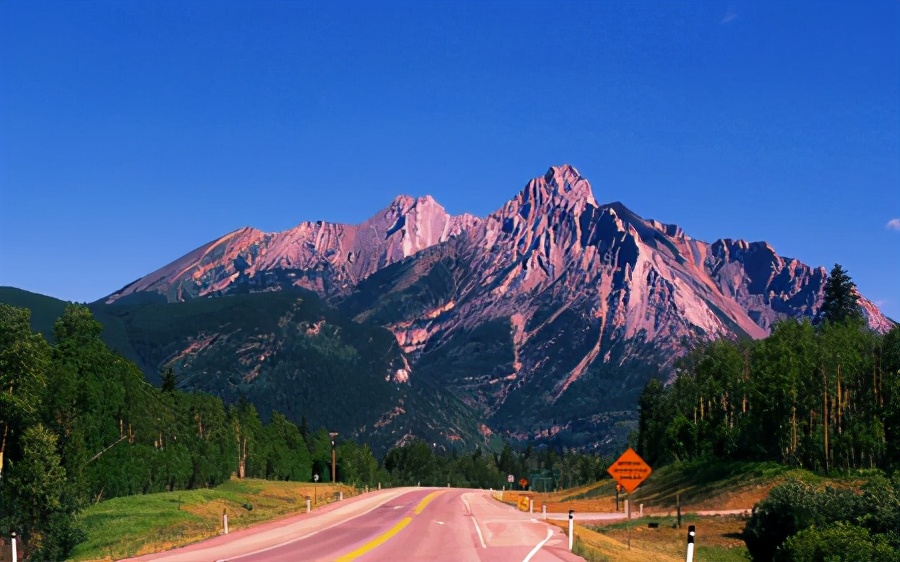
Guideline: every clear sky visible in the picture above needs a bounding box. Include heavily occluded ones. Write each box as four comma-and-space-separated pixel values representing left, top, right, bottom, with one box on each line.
1, 1, 898, 319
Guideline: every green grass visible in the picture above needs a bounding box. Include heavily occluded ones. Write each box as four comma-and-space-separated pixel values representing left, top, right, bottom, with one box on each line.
71, 479, 356, 561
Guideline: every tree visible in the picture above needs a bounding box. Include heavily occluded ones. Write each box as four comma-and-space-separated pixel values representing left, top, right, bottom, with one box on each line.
818, 264, 861, 325
637, 378, 668, 465
161, 367, 177, 393
1, 424, 84, 561
0, 304, 51, 479
230, 398, 262, 479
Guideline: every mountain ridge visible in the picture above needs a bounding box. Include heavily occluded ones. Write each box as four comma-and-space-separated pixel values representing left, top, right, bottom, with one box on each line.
60, 164, 898, 450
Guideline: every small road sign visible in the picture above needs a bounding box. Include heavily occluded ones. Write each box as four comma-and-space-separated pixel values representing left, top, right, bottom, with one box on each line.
508, 474, 514, 483
607, 447, 652, 494
519, 478, 528, 488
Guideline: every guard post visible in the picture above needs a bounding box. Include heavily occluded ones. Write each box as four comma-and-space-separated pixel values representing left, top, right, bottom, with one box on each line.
568, 509, 575, 551
685, 525, 695, 562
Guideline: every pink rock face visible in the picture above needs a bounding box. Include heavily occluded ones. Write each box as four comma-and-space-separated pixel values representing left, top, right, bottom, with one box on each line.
106, 194, 481, 304
106, 164, 894, 415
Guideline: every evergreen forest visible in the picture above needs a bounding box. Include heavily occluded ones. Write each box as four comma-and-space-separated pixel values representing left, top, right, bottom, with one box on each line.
0, 302, 603, 560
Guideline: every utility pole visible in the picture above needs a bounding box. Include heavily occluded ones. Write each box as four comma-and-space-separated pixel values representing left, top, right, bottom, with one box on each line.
329, 432, 338, 482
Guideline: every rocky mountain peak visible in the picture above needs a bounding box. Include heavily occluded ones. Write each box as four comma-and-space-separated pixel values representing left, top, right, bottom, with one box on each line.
535, 164, 597, 208
383, 194, 442, 217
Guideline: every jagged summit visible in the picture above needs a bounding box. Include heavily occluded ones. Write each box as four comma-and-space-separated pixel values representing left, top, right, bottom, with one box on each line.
106, 162, 892, 344
535, 164, 597, 207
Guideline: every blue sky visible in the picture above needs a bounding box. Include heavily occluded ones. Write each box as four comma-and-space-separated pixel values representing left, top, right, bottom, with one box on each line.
1, 1, 898, 319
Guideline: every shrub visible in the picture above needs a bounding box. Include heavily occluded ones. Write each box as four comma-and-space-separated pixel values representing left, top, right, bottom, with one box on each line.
743, 480, 819, 561
778, 522, 898, 562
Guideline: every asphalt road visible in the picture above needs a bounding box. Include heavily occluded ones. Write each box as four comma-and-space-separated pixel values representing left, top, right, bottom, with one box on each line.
126, 487, 583, 562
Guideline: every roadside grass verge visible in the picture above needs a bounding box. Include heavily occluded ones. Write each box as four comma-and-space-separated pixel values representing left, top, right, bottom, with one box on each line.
506, 459, 872, 515
70, 479, 357, 561
551, 515, 749, 562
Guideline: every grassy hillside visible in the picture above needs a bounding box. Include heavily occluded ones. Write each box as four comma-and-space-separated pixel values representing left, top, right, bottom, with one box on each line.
513, 459, 857, 515
71, 480, 357, 561
503, 460, 884, 562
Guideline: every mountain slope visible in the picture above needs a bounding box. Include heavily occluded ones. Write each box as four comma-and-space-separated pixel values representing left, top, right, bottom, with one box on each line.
0, 287, 487, 454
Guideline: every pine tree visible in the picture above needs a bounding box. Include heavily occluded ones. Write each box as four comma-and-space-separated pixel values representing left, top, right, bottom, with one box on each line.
161, 367, 177, 393
819, 264, 861, 325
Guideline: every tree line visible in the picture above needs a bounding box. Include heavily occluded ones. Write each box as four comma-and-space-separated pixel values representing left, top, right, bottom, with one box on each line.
637, 265, 900, 473
0, 302, 606, 560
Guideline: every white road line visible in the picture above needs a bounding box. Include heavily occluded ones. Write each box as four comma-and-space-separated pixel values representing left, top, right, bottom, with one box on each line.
471, 516, 487, 548
462, 495, 487, 548
522, 528, 553, 562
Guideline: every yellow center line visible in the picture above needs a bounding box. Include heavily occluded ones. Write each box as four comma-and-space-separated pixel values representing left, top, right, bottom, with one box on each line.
335, 516, 412, 562
336, 491, 445, 561
414, 491, 443, 515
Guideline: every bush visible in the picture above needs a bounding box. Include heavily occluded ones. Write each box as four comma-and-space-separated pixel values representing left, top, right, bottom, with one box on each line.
743, 480, 868, 561
744, 477, 900, 561
778, 522, 898, 562
743, 481, 819, 561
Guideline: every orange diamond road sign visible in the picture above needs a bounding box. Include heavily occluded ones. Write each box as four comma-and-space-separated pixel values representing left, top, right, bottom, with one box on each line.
607, 447, 652, 494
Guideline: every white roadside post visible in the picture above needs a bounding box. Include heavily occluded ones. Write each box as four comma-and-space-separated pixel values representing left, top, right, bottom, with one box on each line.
11, 531, 17, 562
529, 499, 533, 514
685, 525, 696, 562
567, 509, 575, 551
306, 495, 311, 513
223, 508, 229, 535
542, 504, 547, 520
339, 491, 343, 501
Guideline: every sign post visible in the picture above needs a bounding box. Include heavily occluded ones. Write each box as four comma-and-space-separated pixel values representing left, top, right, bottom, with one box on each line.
608, 448, 651, 551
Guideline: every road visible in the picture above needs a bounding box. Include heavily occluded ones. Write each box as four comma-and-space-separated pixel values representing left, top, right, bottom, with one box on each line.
125, 488, 583, 562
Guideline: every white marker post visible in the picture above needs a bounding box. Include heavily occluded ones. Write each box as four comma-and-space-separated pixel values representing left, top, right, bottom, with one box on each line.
11, 531, 17, 562
306, 496, 311, 513
339, 491, 343, 501
223, 509, 229, 535
529, 499, 533, 514
685, 525, 695, 562
567, 509, 574, 552
542, 504, 547, 520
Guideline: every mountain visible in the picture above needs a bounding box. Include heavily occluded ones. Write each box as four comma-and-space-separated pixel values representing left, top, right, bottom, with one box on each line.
106, 195, 479, 304
9, 164, 893, 454
336, 165, 893, 448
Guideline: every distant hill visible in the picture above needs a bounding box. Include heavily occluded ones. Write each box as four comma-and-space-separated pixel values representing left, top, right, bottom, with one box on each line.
0, 286, 70, 340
